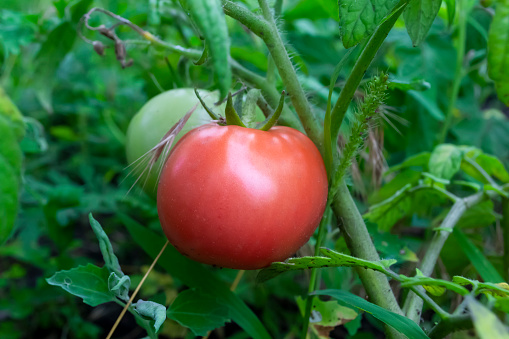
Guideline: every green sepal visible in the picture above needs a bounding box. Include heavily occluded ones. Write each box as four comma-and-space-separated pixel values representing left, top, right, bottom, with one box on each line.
193, 46, 208, 66
259, 91, 285, 131
225, 92, 246, 127
194, 88, 220, 121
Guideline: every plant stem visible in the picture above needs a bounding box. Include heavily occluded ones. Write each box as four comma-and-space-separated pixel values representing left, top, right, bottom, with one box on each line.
438, 0, 467, 144
329, 0, 408, 152
428, 315, 473, 339
332, 182, 405, 339
301, 207, 331, 338
223, 0, 323, 151
106, 240, 169, 339
503, 198, 509, 280
403, 192, 484, 323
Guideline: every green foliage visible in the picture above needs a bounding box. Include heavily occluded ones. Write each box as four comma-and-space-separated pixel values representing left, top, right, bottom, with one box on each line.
487, 0, 509, 105
2, 0, 509, 337
167, 289, 231, 336
313, 289, 429, 339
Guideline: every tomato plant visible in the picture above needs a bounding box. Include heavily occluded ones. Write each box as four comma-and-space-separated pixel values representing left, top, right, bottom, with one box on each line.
157, 123, 328, 269
125, 88, 220, 197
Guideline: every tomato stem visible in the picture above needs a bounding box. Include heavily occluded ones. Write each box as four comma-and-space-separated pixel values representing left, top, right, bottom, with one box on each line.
259, 91, 285, 131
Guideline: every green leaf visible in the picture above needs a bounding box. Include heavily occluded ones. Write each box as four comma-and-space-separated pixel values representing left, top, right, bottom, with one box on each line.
257, 248, 396, 283
487, 0, 509, 105
403, 0, 443, 46
385, 152, 431, 175
0, 10, 37, 58
295, 296, 358, 336
120, 214, 270, 339
453, 228, 504, 283
469, 297, 509, 339
187, 0, 231, 99
313, 290, 429, 339
388, 78, 431, 91
455, 200, 499, 229
475, 153, 509, 183
428, 144, 462, 180
338, 0, 399, 48
33, 21, 76, 113
167, 289, 230, 336
444, 0, 456, 26
407, 90, 445, 120
88, 214, 124, 277
134, 299, 167, 332
0, 115, 22, 245
366, 183, 449, 231
46, 264, 115, 307
0, 87, 25, 140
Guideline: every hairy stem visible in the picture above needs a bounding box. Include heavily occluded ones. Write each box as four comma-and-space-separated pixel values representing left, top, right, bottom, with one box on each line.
223, 0, 323, 151
332, 182, 405, 339
403, 192, 484, 323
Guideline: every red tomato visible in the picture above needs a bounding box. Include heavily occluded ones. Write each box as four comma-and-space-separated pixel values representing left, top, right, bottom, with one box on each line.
157, 123, 328, 269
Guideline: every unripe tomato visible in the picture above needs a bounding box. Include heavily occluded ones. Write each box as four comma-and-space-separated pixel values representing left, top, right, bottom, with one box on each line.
125, 89, 220, 197
157, 124, 328, 269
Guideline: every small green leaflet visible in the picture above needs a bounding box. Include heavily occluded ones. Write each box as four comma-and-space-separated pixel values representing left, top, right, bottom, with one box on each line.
428, 144, 462, 180
469, 297, 509, 339
167, 289, 231, 336
399, 269, 469, 296
134, 299, 167, 332
46, 264, 115, 307
452, 276, 509, 297
487, 0, 509, 106
338, 0, 399, 48
313, 290, 429, 339
403, 0, 443, 47
257, 248, 396, 283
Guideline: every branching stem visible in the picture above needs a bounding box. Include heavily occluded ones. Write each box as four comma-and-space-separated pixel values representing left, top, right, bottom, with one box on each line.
403, 192, 484, 323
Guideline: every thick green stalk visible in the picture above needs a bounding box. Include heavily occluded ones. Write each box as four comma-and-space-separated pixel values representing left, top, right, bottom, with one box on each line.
438, 0, 467, 144
329, 1, 407, 148
403, 192, 484, 323
223, 0, 323, 151
332, 182, 405, 339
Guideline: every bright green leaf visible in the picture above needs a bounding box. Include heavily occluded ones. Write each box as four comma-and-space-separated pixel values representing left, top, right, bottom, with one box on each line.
428, 144, 462, 180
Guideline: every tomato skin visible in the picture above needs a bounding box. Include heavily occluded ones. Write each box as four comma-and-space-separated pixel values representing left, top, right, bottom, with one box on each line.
125, 89, 220, 197
157, 124, 328, 269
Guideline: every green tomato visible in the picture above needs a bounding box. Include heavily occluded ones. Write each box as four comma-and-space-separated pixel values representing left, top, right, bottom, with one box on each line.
125, 88, 221, 197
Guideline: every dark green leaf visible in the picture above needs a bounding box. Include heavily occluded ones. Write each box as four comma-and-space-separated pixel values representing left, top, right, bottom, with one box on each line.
120, 214, 270, 339
46, 264, 115, 307
167, 289, 230, 336
0, 10, 37, 57
453, 228, 504, 283
385, 152, 430, 175
338, 0, 399, 48
313, 290, 429, 339
403, 0, 442, 46
487, 0, 509, 105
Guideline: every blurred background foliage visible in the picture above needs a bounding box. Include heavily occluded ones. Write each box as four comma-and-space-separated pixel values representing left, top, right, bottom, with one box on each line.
0, 0, 506, 338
